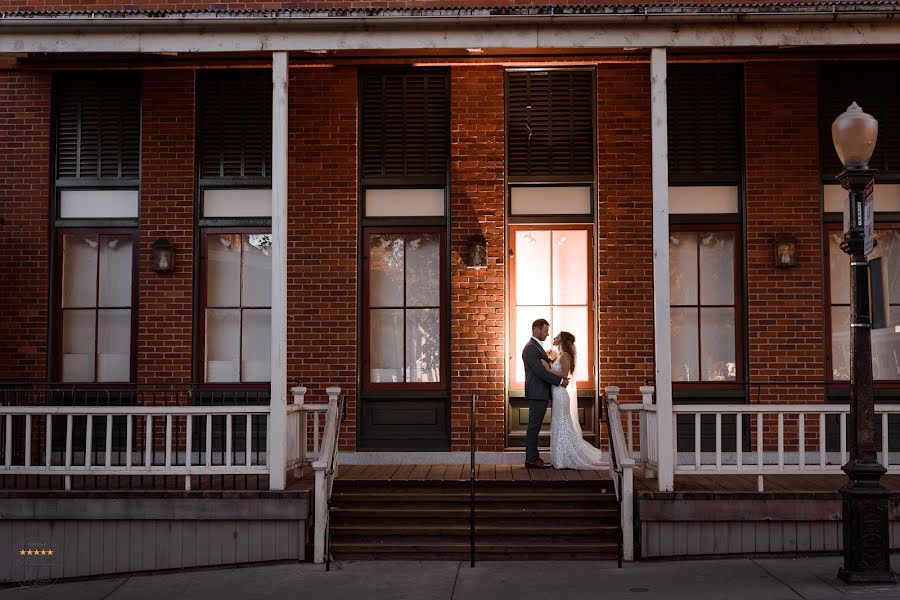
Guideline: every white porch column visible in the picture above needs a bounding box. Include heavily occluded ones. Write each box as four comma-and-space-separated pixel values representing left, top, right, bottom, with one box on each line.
650, 48, 674, 492
269, 51, 289, 490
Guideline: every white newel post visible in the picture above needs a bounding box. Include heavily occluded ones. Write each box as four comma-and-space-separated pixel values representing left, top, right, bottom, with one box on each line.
639, 385, 656, 478
650, 48, 674, 492
269, 51, 289, 491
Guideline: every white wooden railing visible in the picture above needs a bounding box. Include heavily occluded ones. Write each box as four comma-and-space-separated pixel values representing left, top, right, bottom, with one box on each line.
672, 403, 900, 490
0, 404, 271, 491
604, 386, 635, 562
314, 387, 343, 564
619, 385, 659, 479
287, 385, 339, 475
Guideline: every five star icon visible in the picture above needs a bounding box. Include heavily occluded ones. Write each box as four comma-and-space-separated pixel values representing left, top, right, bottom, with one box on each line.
18, 548, 54, 556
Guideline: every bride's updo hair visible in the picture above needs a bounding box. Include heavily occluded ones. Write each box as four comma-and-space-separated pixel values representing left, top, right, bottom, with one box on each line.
558, 331, 576, 374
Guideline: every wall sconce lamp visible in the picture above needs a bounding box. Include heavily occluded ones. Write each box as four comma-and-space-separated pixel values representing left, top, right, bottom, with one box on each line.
774, 234, 797, 268
465, 234, 488, 268
151, 238, 175, 273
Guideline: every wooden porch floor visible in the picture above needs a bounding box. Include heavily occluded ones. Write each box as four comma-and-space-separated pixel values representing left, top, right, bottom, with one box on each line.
288, 464, 900, 493
635, 471, 900, 493
286, 464, 608, 490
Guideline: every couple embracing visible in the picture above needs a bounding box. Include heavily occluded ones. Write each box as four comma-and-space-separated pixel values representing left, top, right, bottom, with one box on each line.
522, 318, 604, 470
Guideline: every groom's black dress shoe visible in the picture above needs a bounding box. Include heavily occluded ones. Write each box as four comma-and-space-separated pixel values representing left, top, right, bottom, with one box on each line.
525, 458, 551, 469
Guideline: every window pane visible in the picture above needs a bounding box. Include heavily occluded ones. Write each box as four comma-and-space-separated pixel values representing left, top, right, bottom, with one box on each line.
669, 233, 698, 305
515, 230, 551, 305
873, 230, 900, 304
552, 305, 589, 382
552, 230, 588, 306
208, 234, 242, 307
829, 231, 851, 306
370, 309, 403, 383
406, 308, 440, 383
831, 306, 851, 381
514, 305, 551, 384
671, 307, 699, 382
406, 234, 440, 307
97, 309, 131, 382
62, 235, 98, 308
699, 232, 734, 305
62, 310, 96, 382
242, 234, 272, 308
206, 309, 240, 382
369, 235, 404, 307
874, 305, 900, 380
242, 309, 271, 382
98, 235, 133, 307
700, 307, 736, 381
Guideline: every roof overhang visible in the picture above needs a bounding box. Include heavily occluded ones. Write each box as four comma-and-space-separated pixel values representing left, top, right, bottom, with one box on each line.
2, 7, 900, 53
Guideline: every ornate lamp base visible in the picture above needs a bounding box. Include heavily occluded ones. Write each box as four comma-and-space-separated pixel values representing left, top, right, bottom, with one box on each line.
838, 469, 897, 585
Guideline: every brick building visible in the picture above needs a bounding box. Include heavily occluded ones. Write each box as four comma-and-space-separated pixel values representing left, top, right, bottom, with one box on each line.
2, 3, 900, 493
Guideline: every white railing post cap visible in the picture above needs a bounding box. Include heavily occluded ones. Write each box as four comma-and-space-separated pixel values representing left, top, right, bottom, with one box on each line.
605, 385, 620, 396
326, 386, 341, 396
290, 386, 307, 403
639, 385, 655, 394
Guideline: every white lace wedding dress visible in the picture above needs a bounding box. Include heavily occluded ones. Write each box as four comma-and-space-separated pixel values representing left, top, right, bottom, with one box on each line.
549, 359, 605, 469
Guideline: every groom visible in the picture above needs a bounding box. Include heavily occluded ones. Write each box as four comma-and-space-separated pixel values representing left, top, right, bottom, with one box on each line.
522, 318, 569, 469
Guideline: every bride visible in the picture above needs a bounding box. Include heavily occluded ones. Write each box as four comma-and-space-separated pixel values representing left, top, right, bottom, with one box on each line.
541, 332, 604, 470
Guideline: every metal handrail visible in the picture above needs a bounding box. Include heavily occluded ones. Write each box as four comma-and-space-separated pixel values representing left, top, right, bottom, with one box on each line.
324, 394, 346, 572
469, 393, 476, 568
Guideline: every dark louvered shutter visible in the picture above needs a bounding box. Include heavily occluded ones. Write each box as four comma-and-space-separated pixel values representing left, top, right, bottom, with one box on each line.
819, 62, 900, 180
55, 73, 141, 181
506, 70, 594, 180
198, 70, 272, 182
360, 69, 449, 183
667, 65, 742, 186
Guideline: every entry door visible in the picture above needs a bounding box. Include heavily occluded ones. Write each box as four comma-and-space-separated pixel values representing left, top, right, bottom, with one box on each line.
507, 225, 596, 447
359, 228, 449, 450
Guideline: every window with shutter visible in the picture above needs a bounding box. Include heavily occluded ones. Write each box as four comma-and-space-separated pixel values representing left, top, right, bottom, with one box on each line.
506, 69, 594, 181
667, 65, 743, 186
819, 62, 900, 180
55, 73, 141, 183
360, 69, 449, 184
197, 70, 272, 184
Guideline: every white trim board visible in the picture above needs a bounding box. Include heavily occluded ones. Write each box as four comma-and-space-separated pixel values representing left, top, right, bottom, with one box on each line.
6, 21, 900, 53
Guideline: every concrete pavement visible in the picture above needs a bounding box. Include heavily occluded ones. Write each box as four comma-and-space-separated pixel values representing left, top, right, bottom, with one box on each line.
2, 556, 900, 600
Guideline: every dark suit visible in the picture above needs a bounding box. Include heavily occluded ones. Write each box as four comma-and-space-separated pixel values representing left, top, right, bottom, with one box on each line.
522, 338, 563, 462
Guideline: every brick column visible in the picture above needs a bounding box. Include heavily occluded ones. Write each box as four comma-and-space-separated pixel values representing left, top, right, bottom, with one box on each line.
745, 62, 823, 402
597, 63, 655, 404
449, 66, 506, 452
138, 70, 195, 387
0, 71, 51, 381
286, 67, 358, 450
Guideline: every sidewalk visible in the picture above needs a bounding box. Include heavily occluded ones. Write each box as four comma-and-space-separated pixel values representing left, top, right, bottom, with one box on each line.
3, 556, 899, 600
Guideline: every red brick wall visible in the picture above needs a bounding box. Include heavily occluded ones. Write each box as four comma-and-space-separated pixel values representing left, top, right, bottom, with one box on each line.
596, 63, 655, 405
286, 67, 358, 450
0, 70, 51, 381
744, 63, 824, 451
138, 70, 196, 386
745, 62, 824, 403
449, 66, 507, 452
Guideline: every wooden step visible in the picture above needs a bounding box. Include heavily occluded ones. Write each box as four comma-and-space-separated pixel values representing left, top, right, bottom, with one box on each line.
331, 524, 618, 537
331, 506, 619, 519
330, 541, 619, 561
333, 478, 613, 489
331, 490, 615, 501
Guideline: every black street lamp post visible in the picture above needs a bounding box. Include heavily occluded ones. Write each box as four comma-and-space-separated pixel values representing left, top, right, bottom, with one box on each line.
832, 102, 896, 585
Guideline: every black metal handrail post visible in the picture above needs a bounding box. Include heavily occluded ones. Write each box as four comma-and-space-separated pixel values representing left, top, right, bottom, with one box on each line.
470, 393, 476, 568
